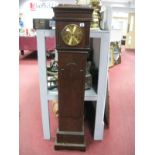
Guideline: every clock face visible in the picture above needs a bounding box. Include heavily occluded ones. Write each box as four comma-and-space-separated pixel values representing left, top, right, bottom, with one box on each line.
61, 24, 83, 46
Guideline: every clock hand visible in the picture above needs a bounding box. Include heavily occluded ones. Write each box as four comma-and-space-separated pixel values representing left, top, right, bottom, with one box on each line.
72, 36, 79, 44
66, 27, 72, 34
72, 25, 77, 34
68, 36, 73, 45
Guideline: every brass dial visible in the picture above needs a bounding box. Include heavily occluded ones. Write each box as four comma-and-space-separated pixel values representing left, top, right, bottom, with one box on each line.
61, 24, 83, 46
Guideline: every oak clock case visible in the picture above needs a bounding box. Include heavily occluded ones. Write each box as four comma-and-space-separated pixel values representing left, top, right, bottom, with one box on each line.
53, 5, 93, 151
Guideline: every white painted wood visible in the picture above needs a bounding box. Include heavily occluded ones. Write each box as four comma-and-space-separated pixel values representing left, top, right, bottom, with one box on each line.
111, 6, 135, 13
106, 6, 112, 31
36, 30, 51, 140
44, 29, 55, 37
94, 32, 110, 140
90, 29, 109, 37
84, 88, 98, 101
47, 89, 58, 100
36, 29, 110, 140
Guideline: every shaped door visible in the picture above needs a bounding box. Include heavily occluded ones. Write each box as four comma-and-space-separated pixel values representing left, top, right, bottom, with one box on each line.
58, 52, 87, 118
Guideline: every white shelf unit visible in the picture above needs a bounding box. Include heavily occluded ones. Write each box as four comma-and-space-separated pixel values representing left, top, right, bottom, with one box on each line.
36, 29, 110, 141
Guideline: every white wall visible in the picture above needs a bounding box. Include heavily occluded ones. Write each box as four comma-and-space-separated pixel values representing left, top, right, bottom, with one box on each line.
110, 30, 123, 42
110, 10, 130, 41
19, 0, 134, 32
19, 0, 76, 29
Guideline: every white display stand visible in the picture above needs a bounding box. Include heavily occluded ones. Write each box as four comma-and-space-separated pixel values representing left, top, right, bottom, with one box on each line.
36, 29, 110, 140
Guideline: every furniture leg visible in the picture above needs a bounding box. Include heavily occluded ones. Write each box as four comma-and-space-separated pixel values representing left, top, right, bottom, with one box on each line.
94, 33, 110, 140
36, 30, 50, 140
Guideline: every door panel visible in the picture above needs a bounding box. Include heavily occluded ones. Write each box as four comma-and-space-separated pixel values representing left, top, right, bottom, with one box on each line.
58, 52, 87, 118
125, 13, 135, 49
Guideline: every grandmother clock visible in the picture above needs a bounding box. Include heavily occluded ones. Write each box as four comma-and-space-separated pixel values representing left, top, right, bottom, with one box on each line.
53, 5, 93, 151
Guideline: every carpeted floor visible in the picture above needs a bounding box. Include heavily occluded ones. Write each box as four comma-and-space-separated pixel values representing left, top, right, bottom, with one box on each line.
19, 48, 135, 155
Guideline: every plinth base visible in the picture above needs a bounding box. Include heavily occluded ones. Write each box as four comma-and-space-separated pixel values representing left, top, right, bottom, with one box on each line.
54, 129, 86, 151
54, 140, 86, 151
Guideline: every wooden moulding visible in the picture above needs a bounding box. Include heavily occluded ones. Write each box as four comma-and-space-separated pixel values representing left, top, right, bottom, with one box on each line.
55, 129, 86, 151
53, 5, 93, 22
54, 142, 86, 151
